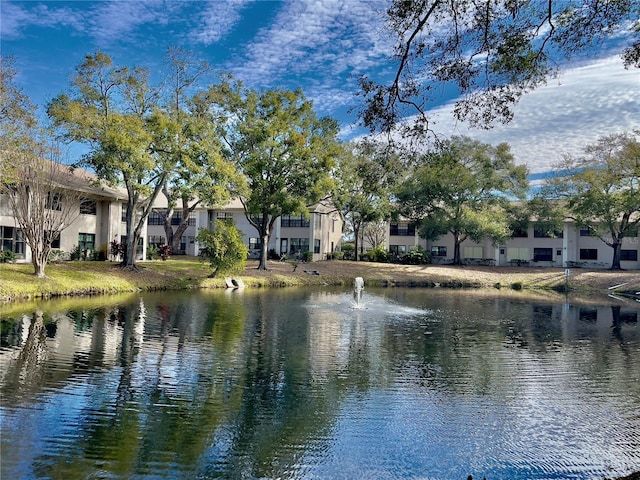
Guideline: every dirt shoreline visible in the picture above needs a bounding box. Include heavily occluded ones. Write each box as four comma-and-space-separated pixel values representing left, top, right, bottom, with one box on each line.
243, 260, 640, 295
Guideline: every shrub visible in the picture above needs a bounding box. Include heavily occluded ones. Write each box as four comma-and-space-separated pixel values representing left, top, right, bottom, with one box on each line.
197, 221, 248, 277
0, 250, 17, 263
48, 249, 68, 264
303, 251, 313, 262
147, 245, 158, 260
158, 244, 171, 261
365, 247, 389, 263
70, 244, 83, 261
341, 243, 355, 260
401, 246, 430, 265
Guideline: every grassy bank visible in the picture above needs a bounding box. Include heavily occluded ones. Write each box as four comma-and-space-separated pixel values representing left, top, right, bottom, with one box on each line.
1, 257, 639, 302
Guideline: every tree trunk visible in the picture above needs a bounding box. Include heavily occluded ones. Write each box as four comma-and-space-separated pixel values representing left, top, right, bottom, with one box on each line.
258, 233, 269, 270
610, 241, 623, 270
163, 209, 175, 251
32, 256, 46, 278
452, 231, 462, 265
353, 225, 360, 262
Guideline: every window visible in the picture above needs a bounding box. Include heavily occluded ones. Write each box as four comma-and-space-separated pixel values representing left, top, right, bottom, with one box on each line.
249, 238, 262, 251
580, 249, 598, 260
281, 215, 310, 228
463, 246, 483, 259
148, 210, 165, 225
314, 239, 320, 254
78, 233, 96, 251
0, 194, 11, 215
511, 227, 528, 238
389, 223, 416, 236
79, 199, 97, 215
148, 235, 166, 247
431, 246, 447, 257
556, 249, 562, 256
0, 226, 24, 255
121, 204, 128, 222
580, 227, 596, 236
533, 224, 563, 238
121, 236, 144, 258
46, 231, 61, 249
1, 226, 15, 252
289, 238, 309, 254
171, 211, 183, 225
621, 250, 638, 261
46, 192, 62, 211
215, 212, 233, 225
389, 245, 406, 256
507, 247, 529, 261
533, 248, 553, 261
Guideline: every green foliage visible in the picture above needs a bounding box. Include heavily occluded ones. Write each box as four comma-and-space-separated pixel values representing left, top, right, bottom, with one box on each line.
365, 247, 389, 263
397, 136, 529, 264
360, 0, 636, 134
401, 246, 430, 265
197, 222, 248, 277
69, 245, 83, 261
340, 243, 355, 260
540, 132, 640, 269
199, 80, 340, 269
147, 245, 158, 260
0, 250, 17, 263
333, 140, 401, 261
303, 251, 313, 262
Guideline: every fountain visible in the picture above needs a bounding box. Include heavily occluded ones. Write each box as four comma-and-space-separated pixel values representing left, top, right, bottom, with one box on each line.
353, 277, 364, 308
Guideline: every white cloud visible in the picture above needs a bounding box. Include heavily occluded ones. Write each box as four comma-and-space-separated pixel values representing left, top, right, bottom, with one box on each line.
0, 1, 85, 38
191, 0, 253, 45
87, 1, 178, 44
228, 0, 391, 86
425, 57, 640, 174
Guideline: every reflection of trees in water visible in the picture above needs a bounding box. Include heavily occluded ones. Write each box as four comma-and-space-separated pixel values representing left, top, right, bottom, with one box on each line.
1, 311, 49, 399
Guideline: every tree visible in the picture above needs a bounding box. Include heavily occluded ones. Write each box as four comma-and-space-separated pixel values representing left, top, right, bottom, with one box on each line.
48, 52, 166, 268
197, 220, 248, 277
333, 140, 401, 260
1, 56, 38, 150
200, 81, 340, 270
1, 152, 87, 277
359, 0, 639, 135
396, 136, 529, 265
363, 219, 388, 251
1, 56, 86, 277
153, 48, 241, 254
540, 132, 640, 270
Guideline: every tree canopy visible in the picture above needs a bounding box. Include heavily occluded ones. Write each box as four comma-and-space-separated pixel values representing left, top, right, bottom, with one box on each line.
396, 136, 529, 265
333, 140, 403, 260
359, 0, 639, 135
200, 80, 341, 270
539, 131, 640, 269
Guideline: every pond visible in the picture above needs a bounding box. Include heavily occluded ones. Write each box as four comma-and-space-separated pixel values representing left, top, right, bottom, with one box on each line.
1, 287, 639, 480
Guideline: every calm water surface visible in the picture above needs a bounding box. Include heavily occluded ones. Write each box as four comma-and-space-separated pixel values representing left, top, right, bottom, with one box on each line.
1, 287, 639, 480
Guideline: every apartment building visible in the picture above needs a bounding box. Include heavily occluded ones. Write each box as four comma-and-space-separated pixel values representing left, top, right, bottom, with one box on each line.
384, 219, 639, 270
1, 163, 343, 264
0, 166, 135, 264
146, 197, 343, 261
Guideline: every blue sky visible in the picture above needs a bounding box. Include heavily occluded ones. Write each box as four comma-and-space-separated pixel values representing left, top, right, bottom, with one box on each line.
2, 0, 639, 177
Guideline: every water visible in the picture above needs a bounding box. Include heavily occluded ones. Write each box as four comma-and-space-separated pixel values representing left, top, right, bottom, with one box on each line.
1, 287, 639, 480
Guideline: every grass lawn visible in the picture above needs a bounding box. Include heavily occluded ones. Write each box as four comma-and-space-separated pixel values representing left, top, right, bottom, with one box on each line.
1, 257, 639, 302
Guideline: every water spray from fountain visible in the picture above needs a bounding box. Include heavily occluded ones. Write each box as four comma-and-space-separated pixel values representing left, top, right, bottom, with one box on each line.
353, 277, 364, 308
